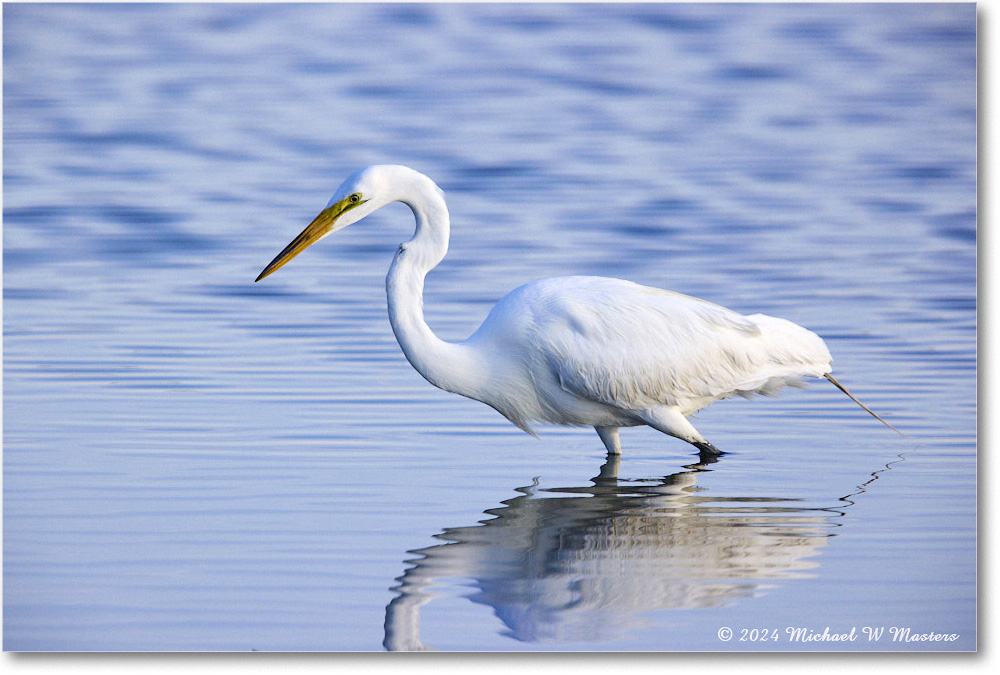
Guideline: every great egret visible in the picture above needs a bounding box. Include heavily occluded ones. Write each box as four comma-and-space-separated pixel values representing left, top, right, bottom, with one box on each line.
256, 165, 896, 455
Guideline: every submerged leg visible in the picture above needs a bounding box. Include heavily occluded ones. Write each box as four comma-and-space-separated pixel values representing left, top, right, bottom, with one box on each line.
595, 426, 621, 455
638, 406, 723, 455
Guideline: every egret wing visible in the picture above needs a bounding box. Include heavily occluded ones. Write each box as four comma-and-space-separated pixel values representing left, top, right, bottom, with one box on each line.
523, 277, 804, 412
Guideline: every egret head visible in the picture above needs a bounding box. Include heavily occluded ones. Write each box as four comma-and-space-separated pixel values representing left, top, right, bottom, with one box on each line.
256, 165, 431, 282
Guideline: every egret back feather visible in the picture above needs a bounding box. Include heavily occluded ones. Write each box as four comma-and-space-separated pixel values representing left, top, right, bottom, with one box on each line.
466, 276, 831, 428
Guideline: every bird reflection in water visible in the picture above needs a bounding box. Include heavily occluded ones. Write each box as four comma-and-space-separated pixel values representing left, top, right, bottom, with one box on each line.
383, 453, 842, 651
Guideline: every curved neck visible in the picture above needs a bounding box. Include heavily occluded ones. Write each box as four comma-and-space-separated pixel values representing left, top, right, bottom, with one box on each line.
386, 189, 483, 397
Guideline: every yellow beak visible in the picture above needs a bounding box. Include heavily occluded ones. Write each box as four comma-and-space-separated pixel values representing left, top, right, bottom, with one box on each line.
255, 197, 361, 282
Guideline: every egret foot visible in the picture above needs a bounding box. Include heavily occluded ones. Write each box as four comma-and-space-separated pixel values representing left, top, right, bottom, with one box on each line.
693, 440, 723, 455
637, 406, 721, 455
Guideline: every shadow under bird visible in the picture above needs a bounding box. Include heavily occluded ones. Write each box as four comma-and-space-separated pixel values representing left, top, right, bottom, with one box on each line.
256, 165, 897, 455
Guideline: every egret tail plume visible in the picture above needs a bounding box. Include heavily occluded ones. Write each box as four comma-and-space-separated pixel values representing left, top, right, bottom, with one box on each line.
824, 373, 902, 434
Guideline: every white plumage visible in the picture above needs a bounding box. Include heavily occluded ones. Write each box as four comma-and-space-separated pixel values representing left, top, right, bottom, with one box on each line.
256, 165, 894, 455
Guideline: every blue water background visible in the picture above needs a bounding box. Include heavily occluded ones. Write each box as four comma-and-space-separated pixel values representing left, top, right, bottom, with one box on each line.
3, 3, 976, 651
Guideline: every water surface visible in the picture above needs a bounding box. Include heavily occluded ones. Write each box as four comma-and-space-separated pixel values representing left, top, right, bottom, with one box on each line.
3, 3, 976, 651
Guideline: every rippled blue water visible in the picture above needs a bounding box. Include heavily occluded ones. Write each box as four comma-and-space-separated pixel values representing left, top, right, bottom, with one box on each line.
3, 3, 976, 651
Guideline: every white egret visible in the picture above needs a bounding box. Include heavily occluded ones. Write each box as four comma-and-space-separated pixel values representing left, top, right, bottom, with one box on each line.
256, 165, 896, 455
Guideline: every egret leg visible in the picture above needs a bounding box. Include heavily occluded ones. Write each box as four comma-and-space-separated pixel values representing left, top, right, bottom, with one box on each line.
638, 406, 722, 455
595, 426, 621, 455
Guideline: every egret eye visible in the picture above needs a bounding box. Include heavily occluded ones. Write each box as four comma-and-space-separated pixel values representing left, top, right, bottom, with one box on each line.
349, 193, 362, 204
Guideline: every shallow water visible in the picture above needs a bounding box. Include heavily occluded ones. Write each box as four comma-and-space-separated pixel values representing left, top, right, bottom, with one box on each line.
3, 3, 976, 651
